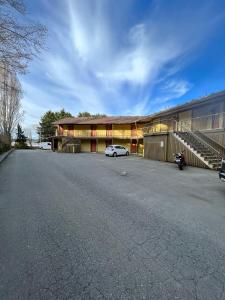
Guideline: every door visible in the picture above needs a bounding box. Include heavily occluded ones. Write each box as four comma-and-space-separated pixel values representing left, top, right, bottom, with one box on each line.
91, 125, 97, 136
91, 140, 97, 152
131, 140, 137, 153
106, 125, 112, 137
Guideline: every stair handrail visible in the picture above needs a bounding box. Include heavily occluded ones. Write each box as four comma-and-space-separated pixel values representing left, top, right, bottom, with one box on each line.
178, 123, 223, 159
197, 131, 225, 153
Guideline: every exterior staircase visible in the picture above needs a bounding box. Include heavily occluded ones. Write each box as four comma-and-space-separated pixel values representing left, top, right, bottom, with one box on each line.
194, 131, 225, 157
174, 131, 223, 170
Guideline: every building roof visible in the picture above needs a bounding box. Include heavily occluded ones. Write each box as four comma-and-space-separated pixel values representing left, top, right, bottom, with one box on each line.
143, 89, 225, 122
53, 116, 147, 125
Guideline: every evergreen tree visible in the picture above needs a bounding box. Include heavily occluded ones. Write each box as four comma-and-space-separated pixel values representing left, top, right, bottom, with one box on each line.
15, 124, 28, 149
37, 109, 73, 141
78, 112, 106, 118
78, 112, 91, 117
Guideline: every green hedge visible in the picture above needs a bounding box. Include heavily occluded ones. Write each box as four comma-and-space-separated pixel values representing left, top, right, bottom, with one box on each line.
0, 143, 10, 155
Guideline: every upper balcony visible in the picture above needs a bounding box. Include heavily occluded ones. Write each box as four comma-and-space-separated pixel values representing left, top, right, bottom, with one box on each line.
143, 112, 225, 135
56, 128, 143, 139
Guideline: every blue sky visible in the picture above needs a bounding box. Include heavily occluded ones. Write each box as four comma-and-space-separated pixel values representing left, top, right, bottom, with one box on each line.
20, 0, 225, 129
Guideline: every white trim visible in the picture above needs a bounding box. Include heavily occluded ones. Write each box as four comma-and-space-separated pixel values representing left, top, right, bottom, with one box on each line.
173, 132, 214, 169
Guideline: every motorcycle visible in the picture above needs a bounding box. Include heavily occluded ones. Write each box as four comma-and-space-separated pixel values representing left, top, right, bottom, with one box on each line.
219, 157, 225, 182
174, 152, 186, 170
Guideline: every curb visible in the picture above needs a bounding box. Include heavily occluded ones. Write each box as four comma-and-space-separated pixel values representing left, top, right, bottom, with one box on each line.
0, 149, 14, 165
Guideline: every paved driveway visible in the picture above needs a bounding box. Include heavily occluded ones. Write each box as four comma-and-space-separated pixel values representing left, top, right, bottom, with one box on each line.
0, 150, 225, 299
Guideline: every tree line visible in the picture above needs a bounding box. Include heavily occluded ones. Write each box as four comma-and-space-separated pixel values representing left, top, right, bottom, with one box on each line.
0, 0, 46, 150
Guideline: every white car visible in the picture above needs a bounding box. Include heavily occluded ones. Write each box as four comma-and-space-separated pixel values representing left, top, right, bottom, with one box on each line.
39, 142, 52, 150
105, 145, 129, 157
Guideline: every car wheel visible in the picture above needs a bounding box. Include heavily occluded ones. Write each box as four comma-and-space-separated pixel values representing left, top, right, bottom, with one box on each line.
126, 151, 129, 156
113, 152, 117, 157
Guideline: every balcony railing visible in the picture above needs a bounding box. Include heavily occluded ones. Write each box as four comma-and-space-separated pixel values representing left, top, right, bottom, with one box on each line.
143, 112, 225, 135
59, 129, 143, 139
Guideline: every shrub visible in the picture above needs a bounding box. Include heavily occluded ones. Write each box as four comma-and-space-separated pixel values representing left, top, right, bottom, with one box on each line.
0, 143, 10, 154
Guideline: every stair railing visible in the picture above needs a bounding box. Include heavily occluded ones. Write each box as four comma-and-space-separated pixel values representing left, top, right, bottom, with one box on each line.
177, 123, 223, 158
196, 131, 225, 154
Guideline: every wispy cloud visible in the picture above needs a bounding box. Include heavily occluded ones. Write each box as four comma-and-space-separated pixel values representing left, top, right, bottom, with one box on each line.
20, 0, 225, 128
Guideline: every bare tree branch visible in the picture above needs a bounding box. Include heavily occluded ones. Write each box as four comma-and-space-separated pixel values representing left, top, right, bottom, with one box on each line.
0, 0, 47, 73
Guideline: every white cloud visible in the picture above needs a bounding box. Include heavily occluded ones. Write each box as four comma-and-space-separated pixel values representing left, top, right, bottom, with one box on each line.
151, 79, 192, 113
19, 0, 225, 124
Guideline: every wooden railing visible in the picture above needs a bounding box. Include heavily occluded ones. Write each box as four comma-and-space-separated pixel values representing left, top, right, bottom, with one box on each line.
58, 129, 143, 139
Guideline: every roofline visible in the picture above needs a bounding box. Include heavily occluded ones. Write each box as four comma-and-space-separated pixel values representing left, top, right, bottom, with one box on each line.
52, 89, 225, 126
144, 89, 225, 121
53, 116, 147, 125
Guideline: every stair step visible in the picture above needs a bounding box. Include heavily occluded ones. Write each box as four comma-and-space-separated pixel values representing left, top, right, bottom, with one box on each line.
175, 131, 223, 170
208, 159, 220, 163
198, 152, 214, 156
198, 151, 214, 155
204, 157, 220, 160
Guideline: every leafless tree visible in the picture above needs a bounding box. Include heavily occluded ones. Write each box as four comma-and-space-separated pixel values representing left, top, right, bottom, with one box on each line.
0, 62, 23, 142
0, 0, 47, 143
0, 0, 47, 73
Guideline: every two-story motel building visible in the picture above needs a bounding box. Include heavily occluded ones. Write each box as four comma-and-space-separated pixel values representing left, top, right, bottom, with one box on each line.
52, 90, 225, 169
52, 116, 146, 155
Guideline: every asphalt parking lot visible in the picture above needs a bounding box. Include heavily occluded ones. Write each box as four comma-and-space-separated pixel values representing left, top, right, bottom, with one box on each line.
1, 150, 225, 299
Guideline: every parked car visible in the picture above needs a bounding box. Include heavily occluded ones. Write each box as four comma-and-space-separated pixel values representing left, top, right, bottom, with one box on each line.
219, 157, 225, 182
105, 145, 129, 157
39, 142, 52, 150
